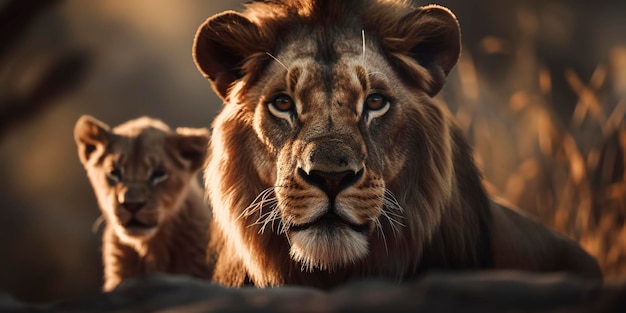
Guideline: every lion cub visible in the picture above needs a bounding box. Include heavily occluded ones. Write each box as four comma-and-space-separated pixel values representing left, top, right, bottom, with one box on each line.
74, 115, 212, 291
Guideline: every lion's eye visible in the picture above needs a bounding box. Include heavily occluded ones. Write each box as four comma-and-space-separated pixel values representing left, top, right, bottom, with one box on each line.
149, 168, 168, 185
267, 94, 296, 125
270, 94, 294, 112
364, 93, 389, 111
363, 93, 391, 124
107, 168, 122, 183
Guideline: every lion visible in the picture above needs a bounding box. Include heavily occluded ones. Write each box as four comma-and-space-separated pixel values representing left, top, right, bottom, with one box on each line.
193, 0, 602, 288
74, 115, 212, 291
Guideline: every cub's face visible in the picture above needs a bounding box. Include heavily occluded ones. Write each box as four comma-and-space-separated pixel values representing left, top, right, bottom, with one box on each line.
74, 116, 208, 242
87, 138, 184, 240
194, 2, 460, 273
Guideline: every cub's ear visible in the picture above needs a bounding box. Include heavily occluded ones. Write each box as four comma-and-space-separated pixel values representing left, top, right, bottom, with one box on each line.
174, 127, 210, 172
193, 11, 266, 100
74, 115, 110, 165
376, 5, 461, 96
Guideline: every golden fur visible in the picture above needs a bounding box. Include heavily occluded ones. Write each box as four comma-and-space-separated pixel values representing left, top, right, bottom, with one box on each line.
193, 0, 602, 288
74, 115, 212, 291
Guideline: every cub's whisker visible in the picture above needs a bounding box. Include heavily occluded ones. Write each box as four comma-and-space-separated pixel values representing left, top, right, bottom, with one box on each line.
92, 214, 106, 233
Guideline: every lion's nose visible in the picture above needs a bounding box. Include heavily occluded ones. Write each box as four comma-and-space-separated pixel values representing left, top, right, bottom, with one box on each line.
298, 169, 364, 199
122, 202, 146, 213
300, 139, 365, 174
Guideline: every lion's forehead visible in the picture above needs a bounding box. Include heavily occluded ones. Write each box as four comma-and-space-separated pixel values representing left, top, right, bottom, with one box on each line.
279, 61, 374, 118
102, 131, 175, 178
279, 34, 363, 61
252, 32, 401, 151
271, 35, 391, 115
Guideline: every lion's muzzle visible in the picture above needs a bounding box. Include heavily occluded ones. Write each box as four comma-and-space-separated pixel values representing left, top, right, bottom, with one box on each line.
298, 169, 364, 200
114, 184, 158, 236
297, 137, 366, 198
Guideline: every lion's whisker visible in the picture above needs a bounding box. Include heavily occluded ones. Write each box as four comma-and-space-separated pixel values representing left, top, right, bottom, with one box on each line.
276, 215, 288, 235
381, 203, 404, 222
239, 187, 284, 235
381, 205, 404, 221
382, 198, 403, 212
266, 51, 288, 71
379, 189, 406, 238
255, 202, 279, 232
361, 29, 366, 66
259, 207, 281, 234
280, 216, 293, 233
374, 189, 406, 252
249, 201, 277, 222
383, 190, 404, 211
252, 205, 277, 225
380, 208, 404, 236
237, 187, 276, 221
374, 219, 389, 255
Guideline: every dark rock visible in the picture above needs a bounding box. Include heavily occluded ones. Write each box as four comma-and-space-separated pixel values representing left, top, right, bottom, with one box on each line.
2, 272, 625, 313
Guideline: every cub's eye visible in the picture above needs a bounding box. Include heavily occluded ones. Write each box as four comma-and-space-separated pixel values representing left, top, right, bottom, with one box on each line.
149, 168, 168, 185
107, 168, 122, 183
269, 94, 294, 112
364, 93, 389, 111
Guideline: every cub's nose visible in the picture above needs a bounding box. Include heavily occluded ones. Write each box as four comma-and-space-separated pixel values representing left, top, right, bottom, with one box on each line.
298, 169, 363, 199
122, 202, 146, 213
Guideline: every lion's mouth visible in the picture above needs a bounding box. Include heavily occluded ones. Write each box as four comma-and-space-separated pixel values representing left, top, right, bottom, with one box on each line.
289, 211, 369, 233
124, 218, 155, 230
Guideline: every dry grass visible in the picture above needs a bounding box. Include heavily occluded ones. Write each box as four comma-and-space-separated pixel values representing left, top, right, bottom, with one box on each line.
440, 9, 626, 278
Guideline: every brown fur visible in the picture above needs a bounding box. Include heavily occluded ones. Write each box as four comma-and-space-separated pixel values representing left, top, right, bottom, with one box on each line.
74, 115, 212, 291
193, 0, 602, 288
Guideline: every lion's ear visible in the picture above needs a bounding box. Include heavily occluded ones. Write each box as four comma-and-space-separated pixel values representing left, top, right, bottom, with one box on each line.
174, 127, 210, 172
193, 11, 266, 100
74, 115, 111, 165
378, 5, 461, 96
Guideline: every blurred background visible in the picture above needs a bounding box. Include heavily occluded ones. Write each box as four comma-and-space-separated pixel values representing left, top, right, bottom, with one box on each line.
0, 0, 624, 303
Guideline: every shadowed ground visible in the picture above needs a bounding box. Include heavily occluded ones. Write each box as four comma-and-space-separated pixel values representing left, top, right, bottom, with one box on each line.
1, 272, 625, 313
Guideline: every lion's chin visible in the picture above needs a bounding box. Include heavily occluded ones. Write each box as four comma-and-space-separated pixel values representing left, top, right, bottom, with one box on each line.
117, 218, 158, 239
124, 226, 157, 238
288, 226, 369, 271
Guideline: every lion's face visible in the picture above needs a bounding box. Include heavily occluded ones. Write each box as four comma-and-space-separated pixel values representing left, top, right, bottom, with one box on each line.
246, 40, 415, 270
195, 0, 461, 281
74, 116, 208, 243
